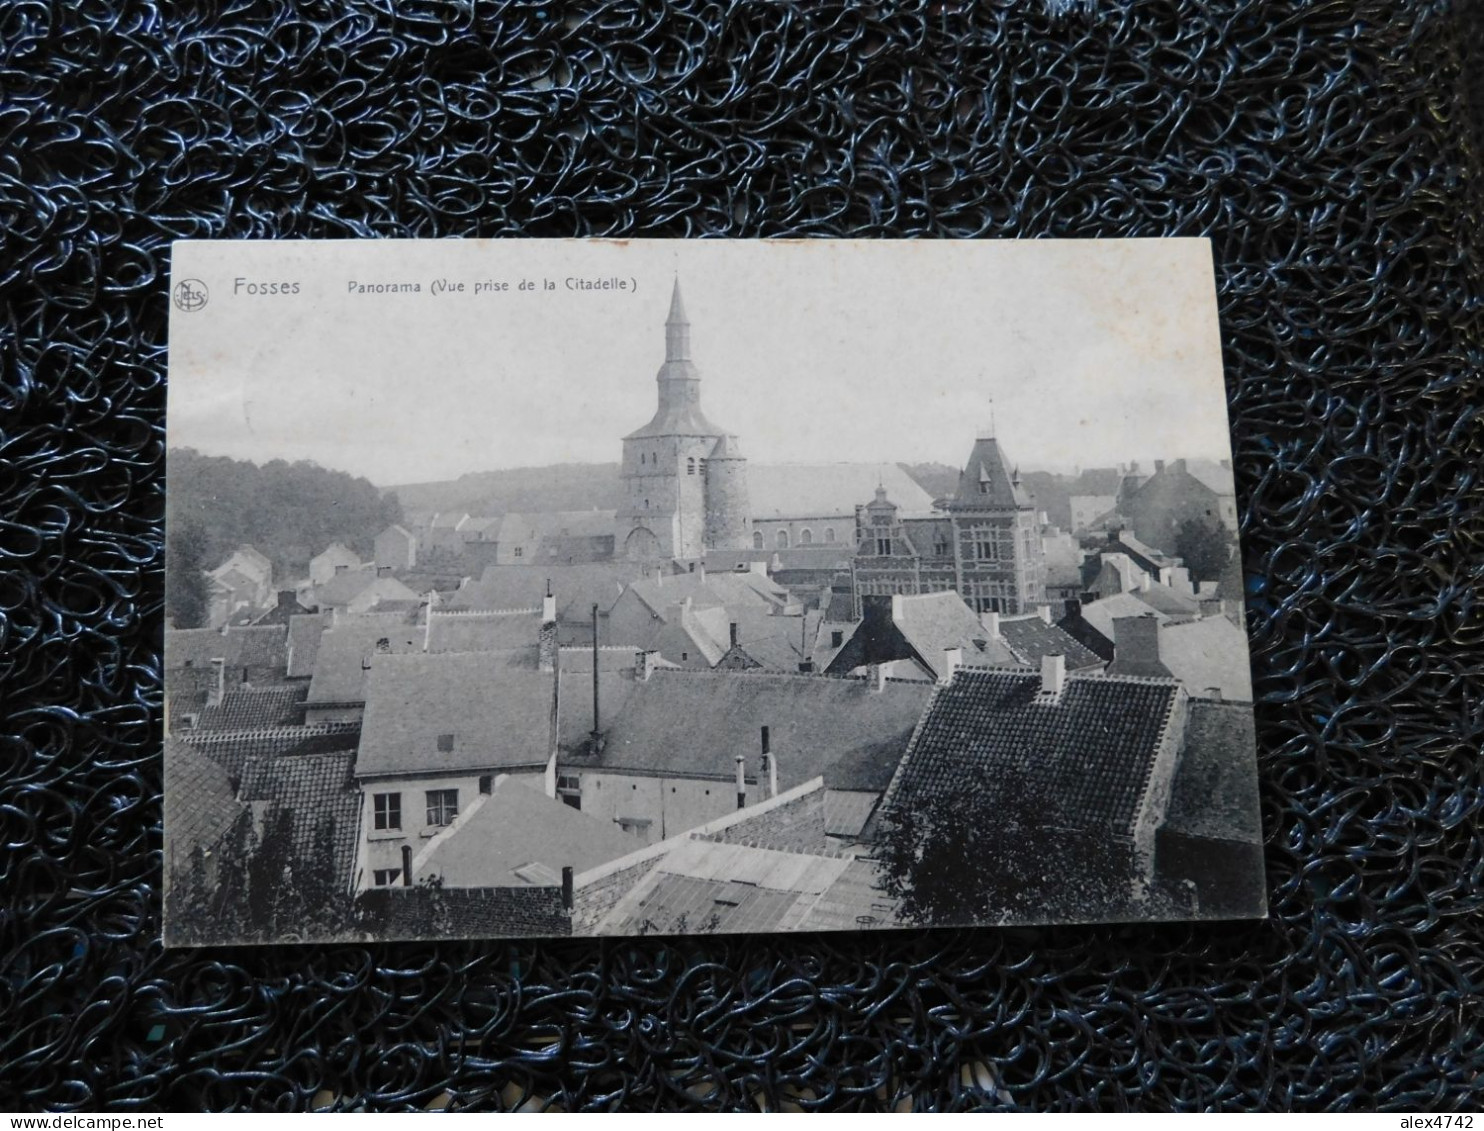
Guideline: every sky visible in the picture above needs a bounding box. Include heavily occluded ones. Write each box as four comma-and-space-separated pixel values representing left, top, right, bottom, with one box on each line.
168, 238, 1234, 487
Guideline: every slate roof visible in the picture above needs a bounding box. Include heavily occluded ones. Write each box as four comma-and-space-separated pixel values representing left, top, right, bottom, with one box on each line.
596, 838, 854, 935
892, 591, 1019, 674
997, 616, 1105, 672
163, 738, 245, 865
355, 650, 553, 777
747, 463, 934, 519
316, 572, 420, 610
1161, 701, 1261, 843
1152, 617, 1254, 702
451, 563, 648, 618
886, 669, 1181, 837
165, 625, 289, 674
1076, 593, 1173, 650
425, 610, 540, 653
624, 570, 787, 618
195, 685, 307, 731
239, 750, 362, 892
820, 737, 909, 792
1131, 584, 1202, 618
1109, 532, 1177, 574
499, 511, 617, 541
306, 615, 426, 704
415, 776, 638, 887
287, 614, 327, 679
176, 722, 362, 789
590, 669, 932, 788
1181, 458, 1237, 497
949, 437, 1033, 510
672, 606, 823, 672
313, 543, 362, 570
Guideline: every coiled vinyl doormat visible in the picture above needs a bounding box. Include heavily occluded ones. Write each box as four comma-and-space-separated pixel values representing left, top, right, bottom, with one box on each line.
3, 0, 1482, 1112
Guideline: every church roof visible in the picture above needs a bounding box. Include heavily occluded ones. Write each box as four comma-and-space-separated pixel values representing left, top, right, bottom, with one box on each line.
747, 463, 935, 520
950, 436, 1034, 509
623, 402, 725, 440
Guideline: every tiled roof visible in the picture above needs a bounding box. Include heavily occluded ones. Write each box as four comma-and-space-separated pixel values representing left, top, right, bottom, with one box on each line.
998, 616, 1105, 672
239, 751, 362, 893
195, 685, 306, 731
591, 669, 932, 789
355, 650, 552, 777
306, 614, 425, 704
426, 610, 540, 653
287, 614, 327, 678
451, 563, 648, 618
888, 669, 1180, 837
1162, 701, 1261, 843
747, 463, 935, 520
165, 624, 289, 673
416, 776, 637, 887
163, 738, 244, 864
176, 722, 361, 788
1151, 617, 1254, 702
948, 437, 1033, 510
1076, 593, 1172, 650
892, 591, 1019, 675
820, 739, 904, 792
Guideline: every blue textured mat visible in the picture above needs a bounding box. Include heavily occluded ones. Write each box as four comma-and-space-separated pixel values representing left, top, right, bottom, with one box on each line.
3, 0, 1482, 1112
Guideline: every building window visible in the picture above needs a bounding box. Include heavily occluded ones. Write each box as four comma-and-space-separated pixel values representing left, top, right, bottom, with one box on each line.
777, 530, 789, 549
800, 528, 813, 545
514, 547, 523, 558
876, 537, 892, 556
831, 630, 844, 648
557, 773, 581, 811
436, 733, 454, 753
372, 869, 401, 886
425, 789, 458, 827
753, 531, 764, 549
687, 458, 696, 475
824, 528, 836, 543
975, 539, 997, 560
979, 481, 989, 494
934, 540, 949, 556
479, 775, 492, 795
373, 792, 402, 831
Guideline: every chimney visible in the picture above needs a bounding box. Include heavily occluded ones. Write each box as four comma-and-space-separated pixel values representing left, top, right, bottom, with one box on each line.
1154, 460, 1165, 474
1040, 652, 1066, 696
735, 752, 747, 810
1038, 605, 1053, 625
207, 657, 226, 706
538, 616, 558, 675
561, 865, 574, 911
729, 622, 739, 649
1062, 598, 1081, 621
276, 590, 296, 610
636, 649, 658, 681
1112, 614, 1166, 676
1206, 686, 1223, 702
797, 660, 814, 673
761, 727, 778, 798
590, 604, 601, 740
939, 647, 962, 685
980, 610, 1000, 638
870, 663, 887, 693
541, 581, 556, 624
698, 562, 706, 582
401, 844, 413, 887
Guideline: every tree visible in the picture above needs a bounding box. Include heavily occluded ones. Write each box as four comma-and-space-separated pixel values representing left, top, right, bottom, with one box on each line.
1173, 516, 1236, 584
875, 765, 1135, 928
165, 516, 210, 628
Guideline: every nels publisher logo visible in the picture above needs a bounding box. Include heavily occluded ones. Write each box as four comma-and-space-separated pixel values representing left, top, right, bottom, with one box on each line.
173, 277, 209, 312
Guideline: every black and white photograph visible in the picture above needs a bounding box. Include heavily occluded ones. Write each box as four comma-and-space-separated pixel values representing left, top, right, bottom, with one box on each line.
163, 238, 1264, 945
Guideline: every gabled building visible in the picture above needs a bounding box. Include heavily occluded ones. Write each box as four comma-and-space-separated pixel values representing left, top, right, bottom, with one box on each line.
374, 524, 418, 571
309, 543, 363, 587
605, 569, 788, 651
312, 568, 421, 615
1123, 458, 1238, 554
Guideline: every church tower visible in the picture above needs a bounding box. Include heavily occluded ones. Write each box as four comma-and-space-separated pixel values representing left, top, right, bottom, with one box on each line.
703, 432, 752, 550
618, 280, 731, 562
944, 433, 1046, 614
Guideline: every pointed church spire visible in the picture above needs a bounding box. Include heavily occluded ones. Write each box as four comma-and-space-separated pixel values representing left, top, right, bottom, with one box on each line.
665, 277, 690, 361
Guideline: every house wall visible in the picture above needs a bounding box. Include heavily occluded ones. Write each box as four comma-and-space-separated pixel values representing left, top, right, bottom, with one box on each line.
751, 516, 849, 552
306, 703, 363, 726
374, 529, 416, 571
1126, 467, 1235, 554
354, 770, 546, 890
1069, 495, 1117, 532
570, 853, 666, 934
1132, 685, 1191, 882
570, 769, 755, 846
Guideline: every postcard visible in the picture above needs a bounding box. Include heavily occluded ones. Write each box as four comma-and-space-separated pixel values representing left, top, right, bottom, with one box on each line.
163, 237, 1264, 945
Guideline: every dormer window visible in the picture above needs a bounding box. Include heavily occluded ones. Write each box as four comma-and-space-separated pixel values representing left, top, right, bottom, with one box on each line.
436, 733, 454, 753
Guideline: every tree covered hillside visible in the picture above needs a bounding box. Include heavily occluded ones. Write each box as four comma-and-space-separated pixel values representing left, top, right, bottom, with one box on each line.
167, 449, 403, 624
385, 463, 624, 517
